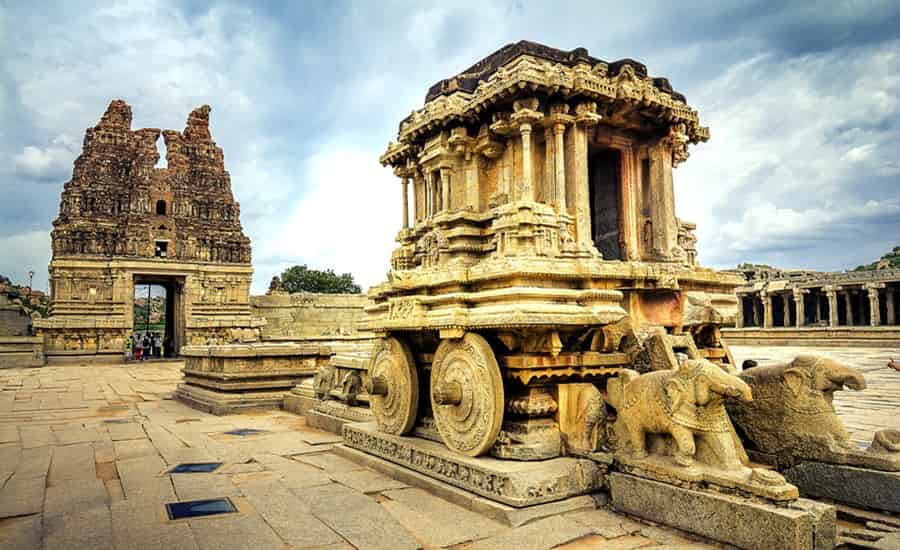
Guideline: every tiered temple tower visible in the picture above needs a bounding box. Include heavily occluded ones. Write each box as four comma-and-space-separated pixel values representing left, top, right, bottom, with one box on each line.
35, 100, 262, 363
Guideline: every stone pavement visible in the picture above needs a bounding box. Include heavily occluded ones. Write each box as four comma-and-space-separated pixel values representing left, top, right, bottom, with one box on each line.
731, 345, 900, 447
0, 360, 718, 550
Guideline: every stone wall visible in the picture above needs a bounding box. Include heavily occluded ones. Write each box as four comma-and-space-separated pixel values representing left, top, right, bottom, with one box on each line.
251, 292, 370, 340
0, 336, 44, 368
0, 308, 32, 337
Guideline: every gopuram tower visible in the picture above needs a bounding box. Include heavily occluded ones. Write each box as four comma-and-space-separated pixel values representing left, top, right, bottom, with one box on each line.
35, 100, 263, 363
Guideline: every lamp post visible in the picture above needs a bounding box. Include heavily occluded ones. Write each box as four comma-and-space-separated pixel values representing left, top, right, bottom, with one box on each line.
27, 270, 34, 292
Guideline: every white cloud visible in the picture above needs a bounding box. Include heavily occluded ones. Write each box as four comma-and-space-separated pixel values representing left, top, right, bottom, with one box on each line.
675, 39, 900, 269
13, 135, 78, 181
251, 145, 397, 293
0, 230, 52, 290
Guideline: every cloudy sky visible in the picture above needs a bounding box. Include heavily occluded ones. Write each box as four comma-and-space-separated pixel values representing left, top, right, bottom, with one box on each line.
2, 0, 899, 293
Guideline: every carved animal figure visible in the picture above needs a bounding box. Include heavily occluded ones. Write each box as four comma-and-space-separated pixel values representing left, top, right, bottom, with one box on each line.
607, 359, 752, 467
313, 364, 336, 400
728, 355, 867, 466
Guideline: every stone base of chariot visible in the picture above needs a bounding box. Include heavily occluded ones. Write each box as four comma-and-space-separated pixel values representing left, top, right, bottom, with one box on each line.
609, 473, 836, 550
784, 461, 900, 514
341, 422, 603, 509
284, 390, 374, 434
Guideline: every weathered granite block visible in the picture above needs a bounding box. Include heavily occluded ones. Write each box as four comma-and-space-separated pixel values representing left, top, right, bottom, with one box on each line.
785, 461, 900, 513
609, 472, 836, 550
342, 422, 601, 508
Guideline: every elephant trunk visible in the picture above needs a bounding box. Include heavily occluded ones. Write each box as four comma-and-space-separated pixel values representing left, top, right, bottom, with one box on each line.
829, 367, 866, 391
710, 376, 753, 402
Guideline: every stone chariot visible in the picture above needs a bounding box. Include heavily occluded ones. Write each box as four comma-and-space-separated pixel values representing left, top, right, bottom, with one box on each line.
366, 41, 740, 460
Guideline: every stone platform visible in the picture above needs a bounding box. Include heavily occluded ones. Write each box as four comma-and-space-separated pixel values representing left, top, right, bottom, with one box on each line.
609, 473, 836, 550
784, 461, 900, 513
0, 336, 44, 368
176, 342, 329, 415
342, 422, 602, 508
724, 327, 900, 347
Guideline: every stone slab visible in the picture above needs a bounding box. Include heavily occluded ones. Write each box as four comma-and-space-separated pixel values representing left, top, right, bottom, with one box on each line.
187, 512, 286, 550
0, 515, 41, 550
294, 451, 366, 473
0, 476, 45, 518
116, 455, 177, 502
330, 468, 408, 493
239, 478, 345, 548
380, 487, 507, 547
468, 514, 593, 550
107, 421, 147, 441
43, 478, 109, 516
609, 472, 835, 550
335, 444, 596, 526
342, 422, 601, 507
111, 499, 199, 550
42, 505, 113, 550
171, 472, 242, 501
290, 482, 420, 550
785, 461, 900, 513
48, 442, 96, 485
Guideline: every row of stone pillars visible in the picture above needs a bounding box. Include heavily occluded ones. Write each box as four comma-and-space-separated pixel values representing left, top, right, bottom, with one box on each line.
737, 283, 898, 328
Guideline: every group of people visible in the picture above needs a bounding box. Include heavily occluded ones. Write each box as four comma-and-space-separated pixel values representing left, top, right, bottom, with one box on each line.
126, 332, 166, 361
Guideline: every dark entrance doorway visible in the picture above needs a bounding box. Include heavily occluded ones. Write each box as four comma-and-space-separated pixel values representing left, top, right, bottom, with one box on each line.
588, 147, 623, 260
133, 275, 184, 358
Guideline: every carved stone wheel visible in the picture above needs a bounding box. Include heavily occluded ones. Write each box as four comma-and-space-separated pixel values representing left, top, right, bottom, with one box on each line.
430, 333, 504, 457
368, 336, 419, 435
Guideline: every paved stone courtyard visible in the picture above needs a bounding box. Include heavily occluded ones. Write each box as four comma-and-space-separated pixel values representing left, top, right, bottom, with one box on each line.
0, 345, 896, 549
0, 361, 718, 550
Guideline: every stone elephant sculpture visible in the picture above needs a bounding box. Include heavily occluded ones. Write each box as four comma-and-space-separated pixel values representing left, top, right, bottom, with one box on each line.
728, 355, 899, 469
607, 358, 753, 467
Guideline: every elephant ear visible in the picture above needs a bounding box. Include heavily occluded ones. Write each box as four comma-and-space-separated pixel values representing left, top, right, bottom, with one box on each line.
665, 378, 686, 411
783, 368, 804, 397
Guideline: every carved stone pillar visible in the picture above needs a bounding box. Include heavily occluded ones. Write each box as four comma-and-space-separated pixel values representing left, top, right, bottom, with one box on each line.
573, 102, 601, 251
413, 170, 423, 223
753, 297, 761, 327
824, 286, 839, 327
735, 295, 745, 329
425, 175, 432, 218
866, 283, 884, 326
780, 293, 790, 327
520, 123, 534, 201
401, 176, 409, 229
762, 292, 773, 329
793, 287, 807, 327
887, 289, 896, 326
648, 141, 677, 259
466, 155, 480, 211
440, 168, 451, 212
844, 290, 854, 326
554, 123, 567, 211
510, 98, 542, 204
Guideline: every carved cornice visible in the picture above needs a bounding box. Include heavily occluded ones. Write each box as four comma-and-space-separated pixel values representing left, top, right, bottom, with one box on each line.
385, 47, 707, 161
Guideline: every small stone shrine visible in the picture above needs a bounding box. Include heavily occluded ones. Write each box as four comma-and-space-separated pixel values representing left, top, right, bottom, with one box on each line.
34, 100, 263, 363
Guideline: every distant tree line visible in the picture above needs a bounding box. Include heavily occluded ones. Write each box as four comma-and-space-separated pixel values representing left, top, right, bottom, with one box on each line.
277, 265, 361, 294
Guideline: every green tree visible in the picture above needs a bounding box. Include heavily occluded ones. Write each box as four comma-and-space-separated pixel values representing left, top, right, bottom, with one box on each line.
278, 265, 361, 294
